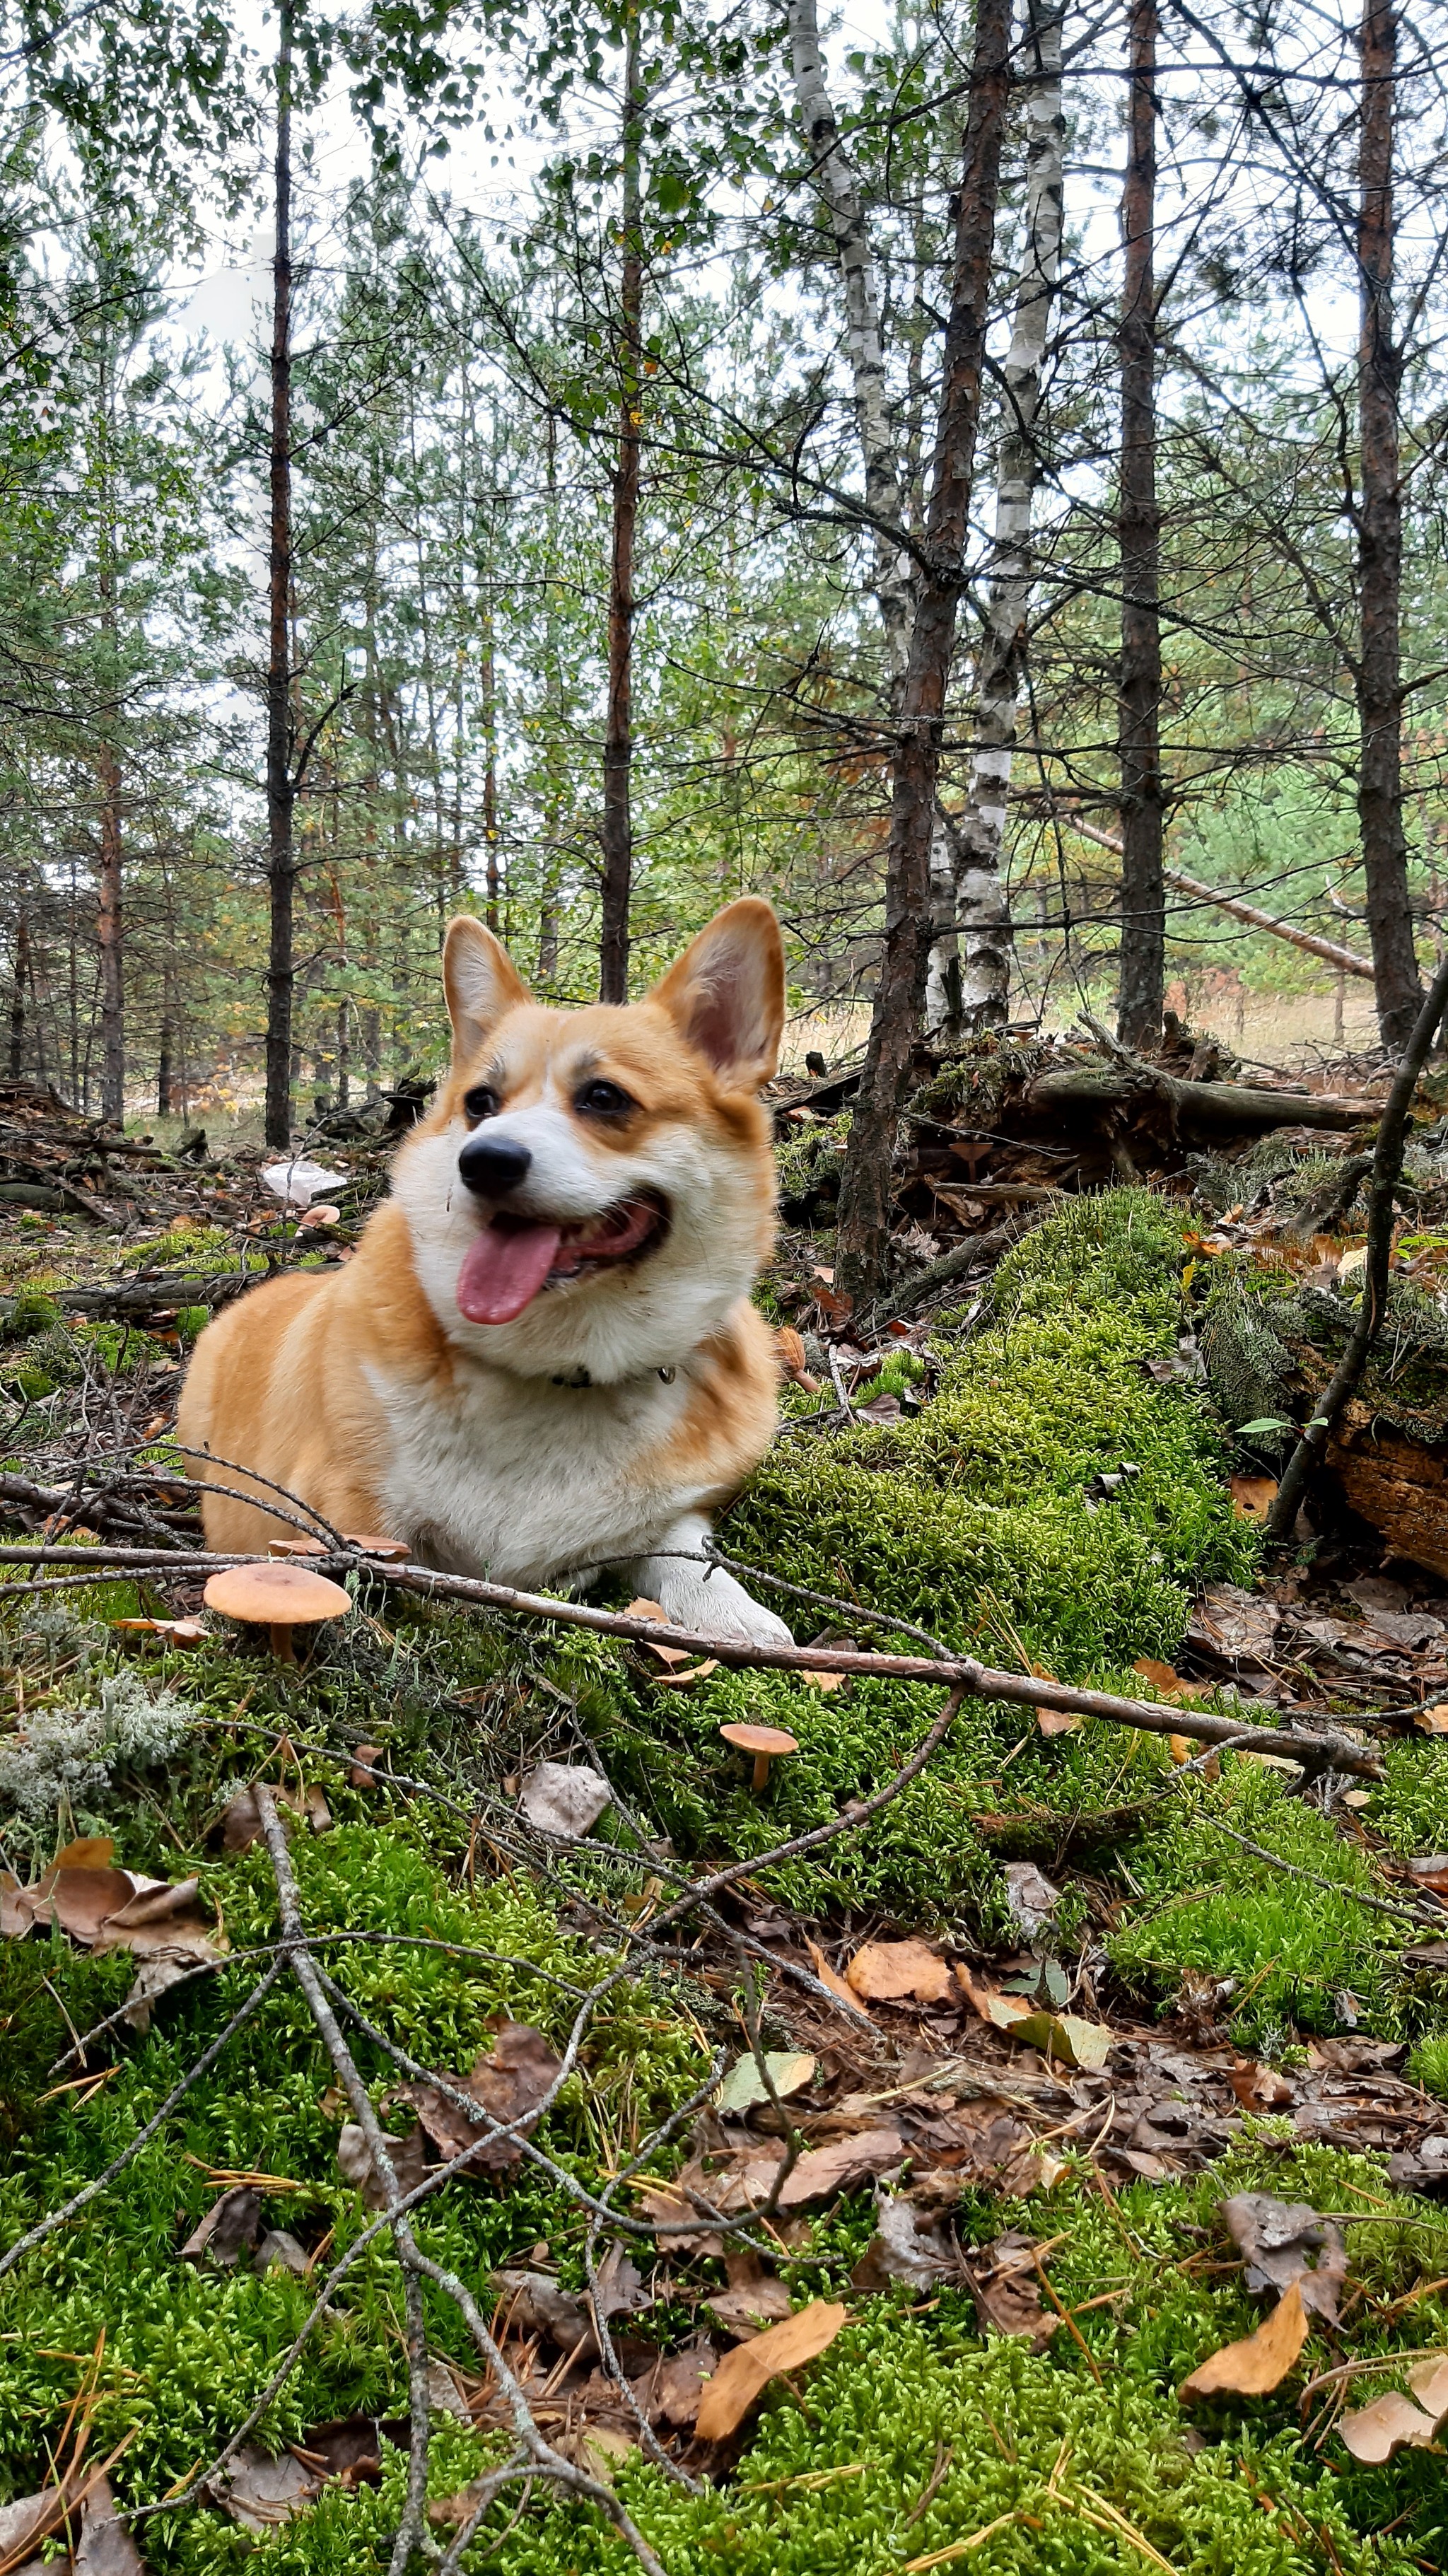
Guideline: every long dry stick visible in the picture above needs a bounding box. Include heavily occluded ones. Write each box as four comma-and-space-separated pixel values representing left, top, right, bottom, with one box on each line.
249, 1785, 671, 2576
0, 1540, 1384, 1778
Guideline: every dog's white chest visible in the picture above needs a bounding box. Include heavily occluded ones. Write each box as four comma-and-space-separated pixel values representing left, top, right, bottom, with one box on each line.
372, 1362, 697, 1585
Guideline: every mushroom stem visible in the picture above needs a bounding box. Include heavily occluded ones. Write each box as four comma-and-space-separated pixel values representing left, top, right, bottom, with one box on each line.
752, 1752, 771, 1793
269, 1623, 297, 1665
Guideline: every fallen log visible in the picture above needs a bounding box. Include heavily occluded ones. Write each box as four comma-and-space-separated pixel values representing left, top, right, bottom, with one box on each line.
1025, 1066, 1373, 1134
0, 1267, 270, 1329
0, 1538, 1384, 1777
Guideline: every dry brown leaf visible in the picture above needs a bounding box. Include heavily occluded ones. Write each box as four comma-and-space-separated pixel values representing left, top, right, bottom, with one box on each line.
1220, 2194, 1347, 2324
846, 1940, 955, 2006
962, 2232, 1058, 2348
1230, 1475, 1279, 1523
205, 2447, 318, 2531
393, 2022, 561, 2175
349, 1745, 384, 1786
1406, 1855, 1448, 1894
714, 2126, 905, 2215
1178, 2280, 1308, 2400
1035, 1703, 1080, 1737
336, 2121, 427, 2210
624, 1597, 667, 1621
1169, 1733, 1220, 1778
805, 1936, 862, 2013
180, 2185, 263, 2268
1227, 2065, 1295, 2112
694, 2301, 847, 2440
1415, 1703, 1448, 1735
220, 1783, 330, 1850
74, 2472, 147, 2575
634, 2338, 716, 2427
955, 1964, 1029, 2032
650, 1657, 720, 1687
705, 2278, 795, 2331
851, 2193, 957, 2296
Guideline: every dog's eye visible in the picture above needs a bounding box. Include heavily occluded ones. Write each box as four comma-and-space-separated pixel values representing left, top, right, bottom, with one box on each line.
462, 1085, 499, 1122
575, 1078, 635, 1119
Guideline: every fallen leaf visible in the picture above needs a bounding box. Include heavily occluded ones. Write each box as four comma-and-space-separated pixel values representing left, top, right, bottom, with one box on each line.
1409, 2353, 1448, 2416
518, 1761, 612, 1841
714, 2126, 905, 2214
962, 2232, 1058, 2348
694, 2300, 847, 2440
255, 2228, 310, 2278
220, 1783, 329, 1850
650, 1657, 720, 1686
205, 2444, 319, 2531
393, 2022, 562, 2174
624, 1597, 668, 1621
846, 1940, 956, 2006
1227, 2065, 1295, 2112
349, 1744, 384, 1786
298, 2417, 386, 2487
593, 2239, 648, 2323
1169, 1732, 1220, 1778
716, 2050, 816, 2117
805, 1936, 862, 2013
181, 2185, 264, 2268
998, 2005, 1113, 2073
1338, 2389, 1442, 2463
1220, 2193, 1347, 2324
1230, 1476, 1278, 1522
1414, 1704, 1448, 1736
634, 2337, 716, 2426
1179, 2280, 1309, 2399
955, 1964, 1030, 2031
851, 2190, 957, 2295
493, 2268, 593, 2349
336, 2121, 427, 2210
1407, 1855, 1448, 1895
1035, 1703, 1081, 1737
75, 2473, 147, 2575
704, 2278, 795, 2331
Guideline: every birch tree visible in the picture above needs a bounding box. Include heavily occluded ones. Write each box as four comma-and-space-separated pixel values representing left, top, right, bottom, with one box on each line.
928, 0, 1064, 1035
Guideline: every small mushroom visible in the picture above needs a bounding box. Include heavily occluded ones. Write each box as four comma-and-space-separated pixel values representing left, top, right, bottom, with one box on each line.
204, 1561, 352, 1665
719, 1720, 798, 1793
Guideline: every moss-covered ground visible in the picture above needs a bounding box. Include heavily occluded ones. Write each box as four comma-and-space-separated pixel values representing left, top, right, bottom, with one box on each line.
4, 1189, 1448, 2572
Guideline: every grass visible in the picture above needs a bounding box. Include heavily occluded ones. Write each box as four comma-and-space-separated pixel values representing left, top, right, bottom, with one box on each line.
4, 1187, 1448, 2570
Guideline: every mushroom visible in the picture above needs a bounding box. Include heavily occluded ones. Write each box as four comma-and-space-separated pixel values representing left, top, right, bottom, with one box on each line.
203, 1561, 352, 1665
719, 1720, 798, 1793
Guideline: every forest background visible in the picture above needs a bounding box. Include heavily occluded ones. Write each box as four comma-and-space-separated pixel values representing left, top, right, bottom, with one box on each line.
3, 0, 1445, 1193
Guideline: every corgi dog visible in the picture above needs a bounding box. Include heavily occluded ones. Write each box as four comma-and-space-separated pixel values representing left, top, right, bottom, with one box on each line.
177, 899, 793, 1645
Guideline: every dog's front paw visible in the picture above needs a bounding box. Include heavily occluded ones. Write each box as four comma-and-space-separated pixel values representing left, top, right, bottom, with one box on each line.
658, 1570, 793, 1650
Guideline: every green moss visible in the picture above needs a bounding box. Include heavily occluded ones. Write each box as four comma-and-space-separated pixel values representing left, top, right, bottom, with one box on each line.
1409, 2032, 1448, 2097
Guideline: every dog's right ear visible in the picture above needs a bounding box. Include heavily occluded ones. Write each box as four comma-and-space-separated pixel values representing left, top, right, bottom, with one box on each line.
443, 916, 531, 1063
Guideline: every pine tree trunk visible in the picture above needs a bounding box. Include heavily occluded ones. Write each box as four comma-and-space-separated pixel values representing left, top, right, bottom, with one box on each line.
835, 0, 1012, 1305
482, 624, 501, 933
264, 0, 296, 1149
1115, 0, 1166, 1050
600, 18, 643, 1004
1358, 0, 1420, 1047
8, 914, 27, 1078
97, 729, 124, 1123
933, 0, 1065, 1037
158, 1008, 173, 1116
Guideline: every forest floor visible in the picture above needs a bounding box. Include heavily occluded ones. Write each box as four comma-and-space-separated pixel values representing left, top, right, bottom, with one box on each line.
4, 1050, 1448, 2575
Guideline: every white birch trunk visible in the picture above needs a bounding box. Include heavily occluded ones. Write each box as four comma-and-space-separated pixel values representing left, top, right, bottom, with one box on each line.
927, 0, 1065, 1034
790, 0, 913, 679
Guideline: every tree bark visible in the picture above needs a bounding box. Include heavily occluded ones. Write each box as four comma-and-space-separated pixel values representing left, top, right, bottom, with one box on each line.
933, 0, 1065, 1037
264, 0, 296, 1150
789, 0, 912, 681
599, 16, 643, 1005
157, 1009, 173, 1117
481, 621, 501, 934
8, 914, 28, 1078
835, 0, 1012, 1305
96, 343, 124, 1127
1358, 0, 1420, 1048
1116, 0, 1166, 1051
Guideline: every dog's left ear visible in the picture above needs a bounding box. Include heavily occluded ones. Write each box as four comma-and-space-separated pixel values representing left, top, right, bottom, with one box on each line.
651, 899, 785, 1088
443, 914, 531, 1063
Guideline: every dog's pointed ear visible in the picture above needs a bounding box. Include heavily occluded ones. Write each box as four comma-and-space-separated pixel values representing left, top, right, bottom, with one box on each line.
650, 899, 786, 1088
443, 915, 531, 1062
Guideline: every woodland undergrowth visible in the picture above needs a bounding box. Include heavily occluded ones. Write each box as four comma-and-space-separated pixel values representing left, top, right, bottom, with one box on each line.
2, 1191, 1448, 2570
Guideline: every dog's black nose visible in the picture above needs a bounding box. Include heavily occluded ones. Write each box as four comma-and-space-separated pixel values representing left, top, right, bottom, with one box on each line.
458, 1135, 532, 1196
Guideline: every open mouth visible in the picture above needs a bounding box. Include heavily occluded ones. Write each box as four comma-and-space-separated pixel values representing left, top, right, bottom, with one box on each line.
456, 1194, 667, 1327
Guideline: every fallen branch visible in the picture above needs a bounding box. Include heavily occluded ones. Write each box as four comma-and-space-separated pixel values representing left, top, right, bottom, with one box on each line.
1053, 811, 1377, 979
1268, 943, 1448, 1541
1025, 1064, 1372, 1136
0, 1539, 1384, 1778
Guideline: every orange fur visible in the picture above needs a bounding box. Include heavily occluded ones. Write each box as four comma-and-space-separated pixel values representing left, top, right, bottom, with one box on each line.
177, 901, 793, 1642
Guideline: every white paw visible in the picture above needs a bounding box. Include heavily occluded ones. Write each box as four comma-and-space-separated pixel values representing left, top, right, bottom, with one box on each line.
658, 1572, 793, 1649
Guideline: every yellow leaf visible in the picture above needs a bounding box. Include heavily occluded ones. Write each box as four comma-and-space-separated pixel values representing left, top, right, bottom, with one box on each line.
694, 2300, 847, 2440
1179, 2281, 1308, 2400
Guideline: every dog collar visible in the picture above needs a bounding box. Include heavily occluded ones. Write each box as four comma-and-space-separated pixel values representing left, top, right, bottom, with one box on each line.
549, 1364, 677, 1389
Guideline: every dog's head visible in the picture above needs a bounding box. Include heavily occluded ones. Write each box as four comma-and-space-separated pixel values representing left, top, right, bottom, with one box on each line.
393, 899, 786, 1379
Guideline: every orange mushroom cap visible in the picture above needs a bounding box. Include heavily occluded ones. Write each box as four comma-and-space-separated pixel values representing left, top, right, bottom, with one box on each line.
719, 1723, 798, 1758
204, 1561, 352, 1625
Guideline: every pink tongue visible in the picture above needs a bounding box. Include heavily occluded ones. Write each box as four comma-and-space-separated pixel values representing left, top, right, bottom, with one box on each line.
456, 1219, 562, 1325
